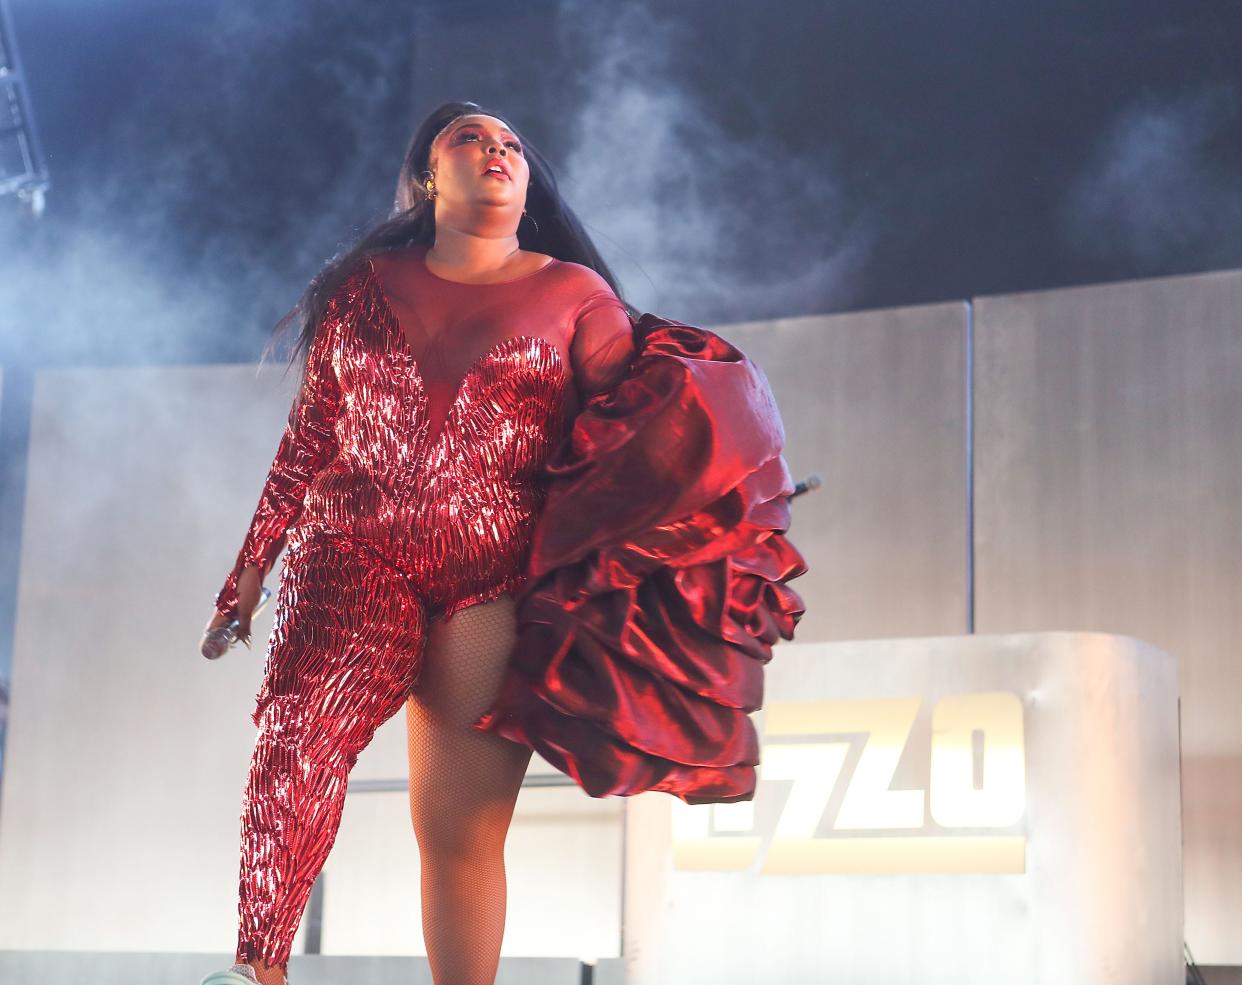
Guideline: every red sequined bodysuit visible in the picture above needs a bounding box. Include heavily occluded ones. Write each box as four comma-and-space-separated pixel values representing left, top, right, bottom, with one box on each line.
215, 244, 635, 625
214, 244, 636, 971
214, 242, 808, 974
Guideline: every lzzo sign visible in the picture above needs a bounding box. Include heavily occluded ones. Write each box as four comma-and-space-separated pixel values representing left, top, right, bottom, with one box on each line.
672, 692, 1027, 874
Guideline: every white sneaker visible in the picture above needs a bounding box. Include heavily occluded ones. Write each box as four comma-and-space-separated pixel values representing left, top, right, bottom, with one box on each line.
199, 963, 269, 985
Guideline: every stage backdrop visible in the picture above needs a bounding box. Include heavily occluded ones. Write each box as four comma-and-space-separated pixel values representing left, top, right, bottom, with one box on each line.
971, 269, 1242, 961
0, 266, 1239, 964
0, 359, 622, 962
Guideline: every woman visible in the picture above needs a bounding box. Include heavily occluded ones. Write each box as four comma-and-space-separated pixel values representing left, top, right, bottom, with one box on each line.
201, 100, 806, 985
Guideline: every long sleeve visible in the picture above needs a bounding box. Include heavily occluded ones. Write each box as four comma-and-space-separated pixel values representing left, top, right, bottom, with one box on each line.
214, 304, 342, 620
569, 287, 635, 399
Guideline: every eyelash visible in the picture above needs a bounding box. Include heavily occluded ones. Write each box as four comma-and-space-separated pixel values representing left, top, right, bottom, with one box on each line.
458, 132, 522, 152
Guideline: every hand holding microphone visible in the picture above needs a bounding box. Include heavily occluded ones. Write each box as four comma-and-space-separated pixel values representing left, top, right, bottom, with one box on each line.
200, 565, 272, 659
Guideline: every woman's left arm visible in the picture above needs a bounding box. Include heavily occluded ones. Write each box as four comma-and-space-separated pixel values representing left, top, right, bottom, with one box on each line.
568, 286, 636, 400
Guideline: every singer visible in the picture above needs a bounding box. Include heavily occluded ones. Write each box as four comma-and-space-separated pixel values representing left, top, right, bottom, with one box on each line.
201, 101, 806, 985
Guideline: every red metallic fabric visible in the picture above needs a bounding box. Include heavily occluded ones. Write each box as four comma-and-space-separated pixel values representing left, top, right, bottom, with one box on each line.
215, 247, 632, 623
215, 247, 806, 967
470, 315, 808, 805
235, 534, 428, 970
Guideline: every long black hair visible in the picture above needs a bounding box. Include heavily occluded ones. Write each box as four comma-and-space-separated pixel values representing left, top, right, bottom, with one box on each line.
264, 100, 636, 386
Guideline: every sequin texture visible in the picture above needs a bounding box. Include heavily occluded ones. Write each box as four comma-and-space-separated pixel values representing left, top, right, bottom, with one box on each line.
216, 254, 573, 626
215, 248, 631, 970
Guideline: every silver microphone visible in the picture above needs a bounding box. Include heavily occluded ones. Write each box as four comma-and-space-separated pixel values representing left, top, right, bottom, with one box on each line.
200, 586, 273, 660
790, 472, 823, 499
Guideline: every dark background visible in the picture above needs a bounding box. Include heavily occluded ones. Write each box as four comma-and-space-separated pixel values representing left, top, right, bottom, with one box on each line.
2, 0, 1240, 369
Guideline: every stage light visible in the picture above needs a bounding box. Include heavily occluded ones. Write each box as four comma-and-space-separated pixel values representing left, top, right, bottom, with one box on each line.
0, 0, 51, 215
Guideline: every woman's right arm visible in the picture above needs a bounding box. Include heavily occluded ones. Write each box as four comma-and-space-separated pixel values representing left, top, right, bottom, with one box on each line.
212, 293, 344, 630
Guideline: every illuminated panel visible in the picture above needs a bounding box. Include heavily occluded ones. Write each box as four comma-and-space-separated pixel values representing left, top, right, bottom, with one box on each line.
772, 698, 926, 830
762, 835, 1025, 874
672, 787, 764, 871
671, 692, 1028, 875
930, 691, 1025, 828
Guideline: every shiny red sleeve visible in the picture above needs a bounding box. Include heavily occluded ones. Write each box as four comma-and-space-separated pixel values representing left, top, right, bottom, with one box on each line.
214, 292, 344, 620
569, 288, 635, 398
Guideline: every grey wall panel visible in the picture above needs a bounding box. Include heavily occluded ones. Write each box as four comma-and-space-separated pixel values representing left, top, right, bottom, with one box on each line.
5, 266, 1237, 967
719, 301, 970, 643
0, 362, 6, 776
973, 269, 1242, 963
0, 362, 621, 959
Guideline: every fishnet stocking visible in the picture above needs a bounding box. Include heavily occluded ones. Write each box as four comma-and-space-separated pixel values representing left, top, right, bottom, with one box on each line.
406, 593, 533, 985
243, 958, 286, 985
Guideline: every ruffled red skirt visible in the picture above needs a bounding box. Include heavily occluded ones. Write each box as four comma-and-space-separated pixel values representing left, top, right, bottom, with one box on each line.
471, 313, 808, 805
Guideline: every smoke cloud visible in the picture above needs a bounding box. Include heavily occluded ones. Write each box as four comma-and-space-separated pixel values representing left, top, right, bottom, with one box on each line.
553, 0, 874, 323
1059, 83, 1242, 274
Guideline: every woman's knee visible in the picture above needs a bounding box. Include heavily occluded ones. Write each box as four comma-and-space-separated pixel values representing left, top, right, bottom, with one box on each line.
411, 802, 513, 860
253, 693, 382, 772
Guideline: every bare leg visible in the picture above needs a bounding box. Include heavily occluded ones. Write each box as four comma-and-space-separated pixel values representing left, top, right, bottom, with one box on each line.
406, 594, 533, 985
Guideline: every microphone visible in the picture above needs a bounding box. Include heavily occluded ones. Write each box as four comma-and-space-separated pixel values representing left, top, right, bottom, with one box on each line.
790, 472, 823, 499
200, 587, 273, 660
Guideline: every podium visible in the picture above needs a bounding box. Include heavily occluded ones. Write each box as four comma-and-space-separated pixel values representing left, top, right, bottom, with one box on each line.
620, 632, 1182, 985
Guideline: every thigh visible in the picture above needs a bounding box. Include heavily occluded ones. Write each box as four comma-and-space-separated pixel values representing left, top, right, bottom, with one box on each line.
254, 533, 428, 730
405, 594, 532, 839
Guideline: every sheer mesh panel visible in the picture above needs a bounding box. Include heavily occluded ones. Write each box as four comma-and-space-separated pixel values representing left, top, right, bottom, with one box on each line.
406, 594, 533, 985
